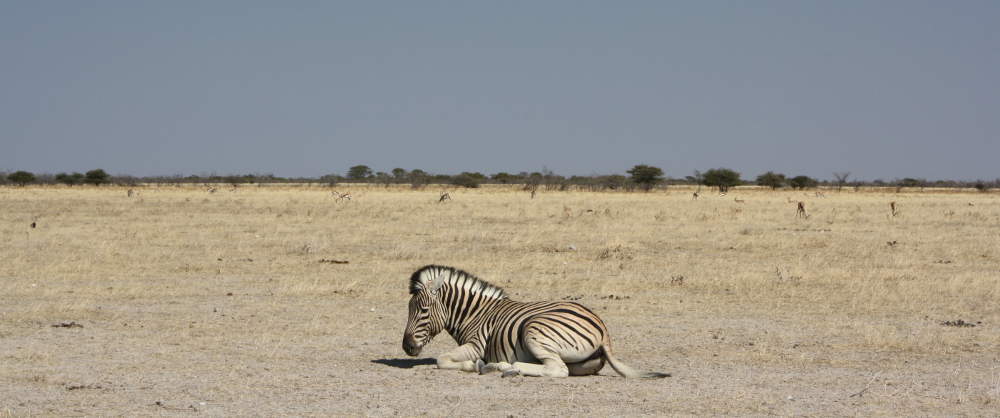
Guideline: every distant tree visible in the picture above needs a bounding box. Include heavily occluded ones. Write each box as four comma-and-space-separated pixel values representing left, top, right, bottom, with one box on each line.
788, 175, 819, 189
755, 171, 786, 189
55, 172, 85, 186
832, 172, 851, 191
409, 169, 428, 178
451, 172, 484, 188
702, 168, 742, 193
391, 168, 408, 181
85, 169, 110, 186
8, 170, 36, 186
492, 172, 514, 184
347, 165, 372, 180
626, 164, 664, 191
974, 180, 989, 192
407, 169, 428, 188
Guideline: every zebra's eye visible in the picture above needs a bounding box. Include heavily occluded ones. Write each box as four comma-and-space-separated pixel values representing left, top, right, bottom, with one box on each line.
419, 306, 429, 313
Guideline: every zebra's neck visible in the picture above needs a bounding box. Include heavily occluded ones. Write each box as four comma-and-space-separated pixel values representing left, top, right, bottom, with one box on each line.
434, 270, 507, 341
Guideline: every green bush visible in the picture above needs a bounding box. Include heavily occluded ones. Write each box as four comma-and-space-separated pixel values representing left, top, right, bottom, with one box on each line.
702, 168, 741, 193
56, 172, 85, 186
451, 172, 483, 188
788, 175, 818, 189
627, 165, 664, 191
347, 165, 372, 180
85, 169, 110, 186
756, 171, 786, 189
8, 171, 36, 186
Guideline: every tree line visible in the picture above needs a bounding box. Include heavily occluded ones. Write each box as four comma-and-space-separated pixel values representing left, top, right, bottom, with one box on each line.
2, 165, 996, 192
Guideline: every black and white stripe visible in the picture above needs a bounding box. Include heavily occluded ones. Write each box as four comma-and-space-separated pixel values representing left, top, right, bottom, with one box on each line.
402, 265, 668, 378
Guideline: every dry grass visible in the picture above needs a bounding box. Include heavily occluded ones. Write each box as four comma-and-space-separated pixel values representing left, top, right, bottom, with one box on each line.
1, 184, 999, 415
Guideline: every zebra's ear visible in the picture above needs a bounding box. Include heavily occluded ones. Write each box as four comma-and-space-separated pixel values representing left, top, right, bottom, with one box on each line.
410, 266, 446, 296
425, 275, 445, 295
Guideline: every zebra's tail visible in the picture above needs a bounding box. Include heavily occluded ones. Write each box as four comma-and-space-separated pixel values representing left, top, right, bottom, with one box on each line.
602, 346, 670, 379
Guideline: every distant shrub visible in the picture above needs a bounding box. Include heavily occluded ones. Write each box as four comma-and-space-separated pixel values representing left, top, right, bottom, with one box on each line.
374, 172, 393, 186
391, 168, 408, 182
319, 174, 341, 186
409, 169, 429, 188
702, 168, 741, 193
347, 165, 372, 180
85, 169, 110, 186
788, 175, 818, 189
627, 165, 664, 191
756, 171, 786, 189
492, 172, 514, 184
55, 172, 85, 186
601, 175, 627, 190
8, 170, 36, 186
452, 172, 485, 188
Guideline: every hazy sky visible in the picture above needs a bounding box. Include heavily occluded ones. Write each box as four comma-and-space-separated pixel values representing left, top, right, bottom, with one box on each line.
2, 1, 998, 181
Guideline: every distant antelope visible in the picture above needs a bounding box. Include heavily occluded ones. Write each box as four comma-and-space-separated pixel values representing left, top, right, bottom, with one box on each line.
692, 192, 699, 200
438, 192, 451, 203
815, 191, 826, 198
127, 189, 135, 198
530, 189, 537, 199
734, 197, 745, 204
719, 192, 727, 197
889, 201, 897, 217
207, 187, 217, 194
332, 191, 352, 202
796, 201, 808, 218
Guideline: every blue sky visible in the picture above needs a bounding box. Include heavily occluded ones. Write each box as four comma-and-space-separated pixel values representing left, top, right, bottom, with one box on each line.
2, 1, 998, 181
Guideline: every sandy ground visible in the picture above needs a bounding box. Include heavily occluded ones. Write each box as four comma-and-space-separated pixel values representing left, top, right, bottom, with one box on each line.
1, 185, 998, 416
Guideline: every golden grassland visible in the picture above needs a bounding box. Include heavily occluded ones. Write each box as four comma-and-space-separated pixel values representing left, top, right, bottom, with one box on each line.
1, 184, 999, 415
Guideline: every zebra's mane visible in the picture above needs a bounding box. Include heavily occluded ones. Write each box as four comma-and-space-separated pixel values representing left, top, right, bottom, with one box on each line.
409, 265, 507, 299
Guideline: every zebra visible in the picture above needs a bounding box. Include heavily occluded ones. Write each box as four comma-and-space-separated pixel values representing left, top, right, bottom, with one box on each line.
402, 265, 669, 378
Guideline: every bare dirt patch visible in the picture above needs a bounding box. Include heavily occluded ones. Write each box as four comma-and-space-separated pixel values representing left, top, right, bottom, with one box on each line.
1, 185, 999, 415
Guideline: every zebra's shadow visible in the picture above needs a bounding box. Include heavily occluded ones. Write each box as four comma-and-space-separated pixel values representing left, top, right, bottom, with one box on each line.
371, 358, 437, 369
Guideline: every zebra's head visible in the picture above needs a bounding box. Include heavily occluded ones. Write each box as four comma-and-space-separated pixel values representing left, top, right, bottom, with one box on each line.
403, 266, 448, 356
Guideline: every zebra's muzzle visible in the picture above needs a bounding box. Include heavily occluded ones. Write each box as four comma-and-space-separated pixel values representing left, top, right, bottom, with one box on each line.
402, 338, 422, 356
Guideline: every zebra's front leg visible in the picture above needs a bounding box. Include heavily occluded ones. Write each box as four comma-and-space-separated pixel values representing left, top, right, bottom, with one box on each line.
436, 343, 481, 373
477, 360, 519, 377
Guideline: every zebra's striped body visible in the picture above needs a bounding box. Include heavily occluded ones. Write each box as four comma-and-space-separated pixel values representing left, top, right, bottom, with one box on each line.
402, 265, 668, 378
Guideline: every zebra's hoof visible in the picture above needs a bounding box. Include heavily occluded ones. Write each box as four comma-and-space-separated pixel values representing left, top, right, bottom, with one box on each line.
501, 369, 520, 378
476, 359, 487, 374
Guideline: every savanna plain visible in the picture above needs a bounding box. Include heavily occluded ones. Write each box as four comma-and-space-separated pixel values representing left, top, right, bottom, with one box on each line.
1, 184, 999, 416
